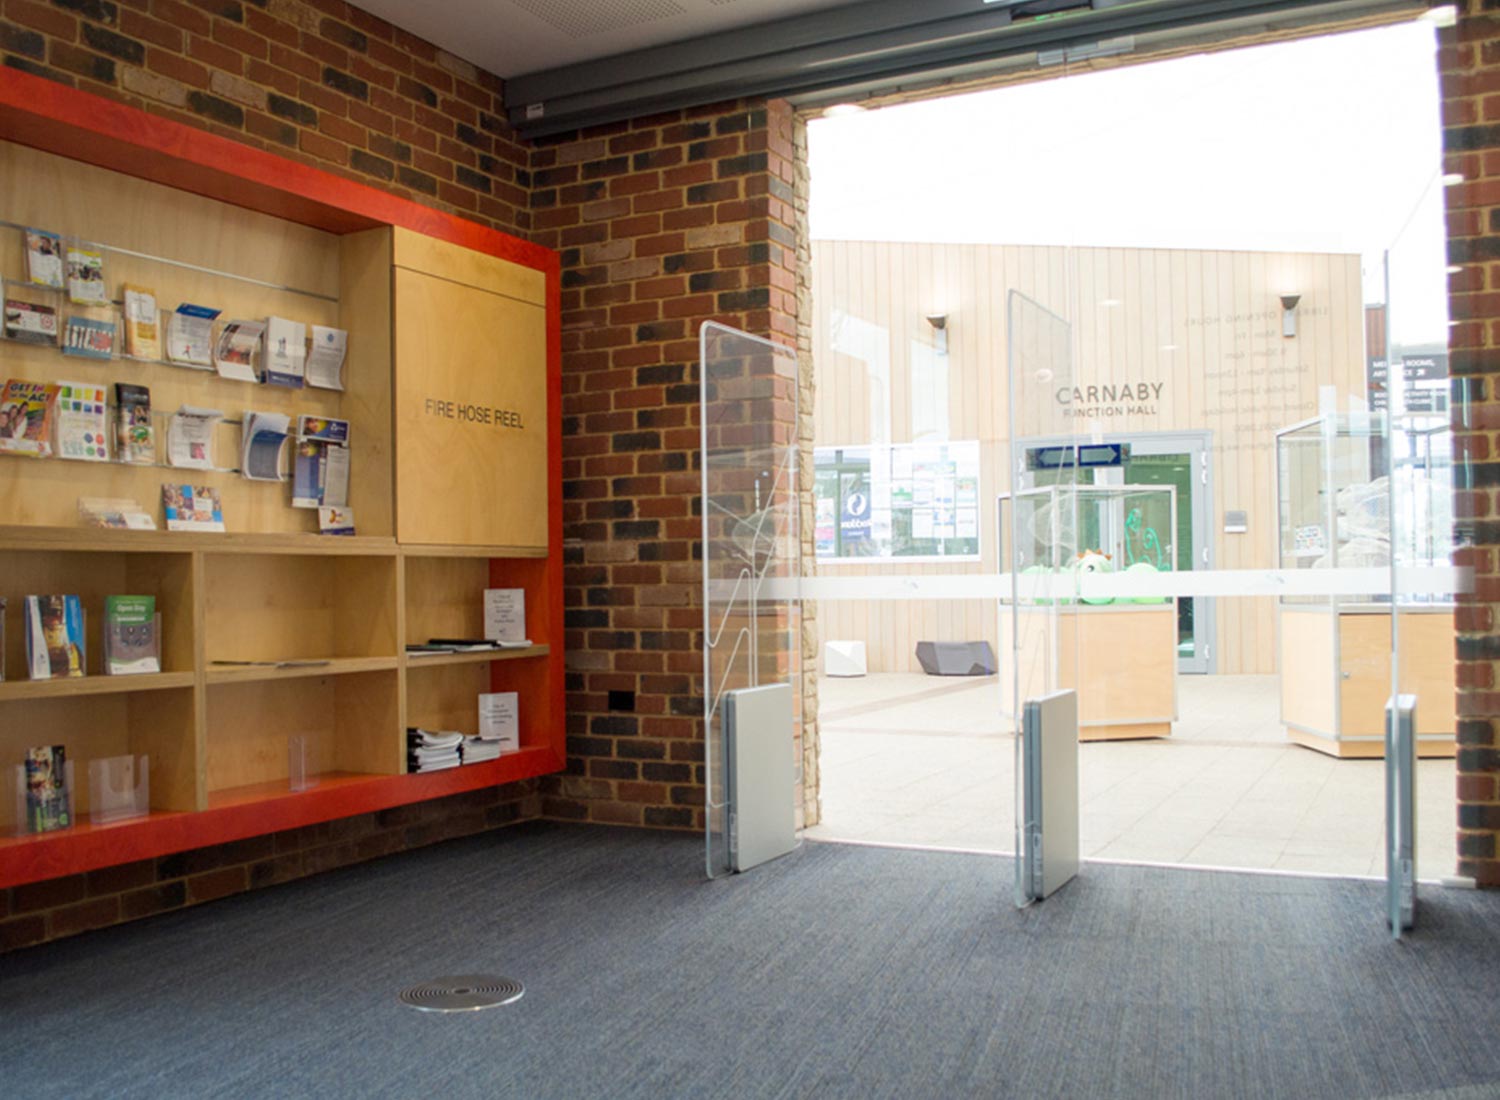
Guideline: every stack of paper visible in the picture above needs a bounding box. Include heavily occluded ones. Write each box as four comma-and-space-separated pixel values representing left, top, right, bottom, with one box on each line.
406, 728, 462, 772
461, 736, 502, 765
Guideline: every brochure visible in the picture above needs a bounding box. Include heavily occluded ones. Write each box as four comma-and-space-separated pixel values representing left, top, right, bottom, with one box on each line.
66, 246, 107, 305
79, 497, 157, 530
0, 380, 59, 457
264, 316, 306, 388
162, 484, 225, 532
122, 285, 161, 360
54, 381, 109, 462
166, 303, 219, 367
306, 325, 348, 390
105, 595, 160, 675
240, 411, 290, 481
4, 300, 58, 345
478, 691, 520, 751
292, 416, 350, 507
25, 746, 71, 833
166, 405, 222, 469
25, 595, 85, 679
115, 383, 155, 465
483, 589, 527, 644
63, 315, 116, 359
24, 228, 64, 289
318, 505, 355, 535
214, 320, 264, 383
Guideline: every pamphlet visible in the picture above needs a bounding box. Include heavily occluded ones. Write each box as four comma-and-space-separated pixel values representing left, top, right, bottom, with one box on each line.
25, 746, 71, 833
483, 589, 527, 644
0, 379, 59, 457
115, 383, 155, 465
214, 320, 264, 383
122, 285, 161, 360
4, 300, 58, 345
166, 405, 222, 469
162, 484, 225, 532
318, 505, 355, 535
25, 594, 85, 679
54, 381, 109, 462
79, 497, 157, 530
306, 325, 348, 390
240, 411, 290, 481
264, 316, 306, 388
477, 691, 520, 751
24, 228, 64, 289
292, 416, 350, 507
105, 595, 160, 675
66, 246, 107, 305
166, 302, 219, 368
63, 315, 115, 359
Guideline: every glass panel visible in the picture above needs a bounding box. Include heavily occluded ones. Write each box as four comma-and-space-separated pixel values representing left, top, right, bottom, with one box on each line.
700, 323, 802, 879
1385, 155, 1459, 921
1004, 291, 1080, 906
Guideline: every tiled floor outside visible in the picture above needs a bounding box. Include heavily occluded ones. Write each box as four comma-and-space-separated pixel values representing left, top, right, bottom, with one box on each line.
803, 672, 1458, 879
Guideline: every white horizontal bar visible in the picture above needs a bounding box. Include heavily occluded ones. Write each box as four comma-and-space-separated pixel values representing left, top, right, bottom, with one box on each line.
733, 566, 1471, 603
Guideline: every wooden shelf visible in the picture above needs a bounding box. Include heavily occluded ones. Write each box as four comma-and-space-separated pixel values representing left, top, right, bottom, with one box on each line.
0, 671, 195, 702
404, 644, 549, 669
0, 526, 398, 556
204, 657, 398, 684
400, 543, 549, 559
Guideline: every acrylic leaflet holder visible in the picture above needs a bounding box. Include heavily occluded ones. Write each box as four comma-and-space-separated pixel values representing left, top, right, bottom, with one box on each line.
288, 734, 318, 791
87, 754, 150, 824
102, 613, 162, 676
9, 759, 76, 836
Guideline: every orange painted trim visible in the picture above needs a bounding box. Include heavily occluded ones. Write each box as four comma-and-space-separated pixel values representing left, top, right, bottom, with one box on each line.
0, 748, 564, 890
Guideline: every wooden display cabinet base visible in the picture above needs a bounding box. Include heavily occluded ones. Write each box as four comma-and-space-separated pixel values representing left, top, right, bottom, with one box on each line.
1080, 722, 1173, 742
1287, 728, 1457, 760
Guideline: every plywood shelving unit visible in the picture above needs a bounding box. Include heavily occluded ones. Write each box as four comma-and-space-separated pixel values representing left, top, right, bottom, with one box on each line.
0, 68, 563, 890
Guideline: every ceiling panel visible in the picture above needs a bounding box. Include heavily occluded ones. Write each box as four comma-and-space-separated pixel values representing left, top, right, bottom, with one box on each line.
350, 0, 860, 79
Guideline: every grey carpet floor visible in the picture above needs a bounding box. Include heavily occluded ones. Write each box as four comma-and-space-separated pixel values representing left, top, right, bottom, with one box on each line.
2, 822, 1499, 1100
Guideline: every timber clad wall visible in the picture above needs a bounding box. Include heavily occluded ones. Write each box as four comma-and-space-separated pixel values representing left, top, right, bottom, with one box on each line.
532, 99, 803, 828
0, 0, 530, 235
1441, 2, 1500, 888
812, 240, 1365, 676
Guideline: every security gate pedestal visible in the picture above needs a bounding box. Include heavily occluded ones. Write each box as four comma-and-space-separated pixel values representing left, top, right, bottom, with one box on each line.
1021, 689, 1079, 903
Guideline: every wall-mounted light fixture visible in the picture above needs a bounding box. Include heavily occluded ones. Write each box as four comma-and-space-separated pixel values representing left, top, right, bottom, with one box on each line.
925, 312, 948, 356
1280, 294, 1301, 339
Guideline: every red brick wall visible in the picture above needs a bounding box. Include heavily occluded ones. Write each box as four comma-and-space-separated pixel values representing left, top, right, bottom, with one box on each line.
530, 99, 801, 827
0, 0, 530, 234
1442, 3, 1500, 887
0, 784, 536, 950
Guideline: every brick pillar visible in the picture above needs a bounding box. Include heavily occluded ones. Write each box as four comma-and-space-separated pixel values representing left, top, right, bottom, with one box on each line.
1442, 2, 1500, 885
534, 98, 808, 828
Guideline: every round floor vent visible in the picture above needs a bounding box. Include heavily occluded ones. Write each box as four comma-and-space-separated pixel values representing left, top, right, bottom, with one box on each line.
398, 975, 525, 1013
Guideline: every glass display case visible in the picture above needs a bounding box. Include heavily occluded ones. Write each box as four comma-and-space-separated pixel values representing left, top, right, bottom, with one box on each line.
997, 484, 1178, 741
1273, 413, 1455, 757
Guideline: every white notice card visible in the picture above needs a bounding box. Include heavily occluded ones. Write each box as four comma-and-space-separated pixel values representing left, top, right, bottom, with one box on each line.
478, 691, 519, 751
483, 588, 527, 644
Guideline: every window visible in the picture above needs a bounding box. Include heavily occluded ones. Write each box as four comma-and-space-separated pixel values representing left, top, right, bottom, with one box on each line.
814, 441, 982, 560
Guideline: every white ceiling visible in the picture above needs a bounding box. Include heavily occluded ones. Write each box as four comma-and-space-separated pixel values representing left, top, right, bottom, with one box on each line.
351, 0, 860, 80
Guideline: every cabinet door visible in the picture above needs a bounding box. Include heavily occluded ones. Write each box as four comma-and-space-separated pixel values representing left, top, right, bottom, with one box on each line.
394, 267, 548, 548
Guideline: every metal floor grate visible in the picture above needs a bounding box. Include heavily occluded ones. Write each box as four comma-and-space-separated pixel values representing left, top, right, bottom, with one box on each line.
398, 975, 524, 1013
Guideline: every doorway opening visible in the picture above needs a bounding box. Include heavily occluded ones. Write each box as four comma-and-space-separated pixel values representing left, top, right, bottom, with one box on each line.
801, 14, 1459, 881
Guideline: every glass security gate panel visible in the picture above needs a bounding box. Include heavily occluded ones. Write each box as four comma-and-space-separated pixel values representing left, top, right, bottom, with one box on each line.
700, 323, 802, 879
